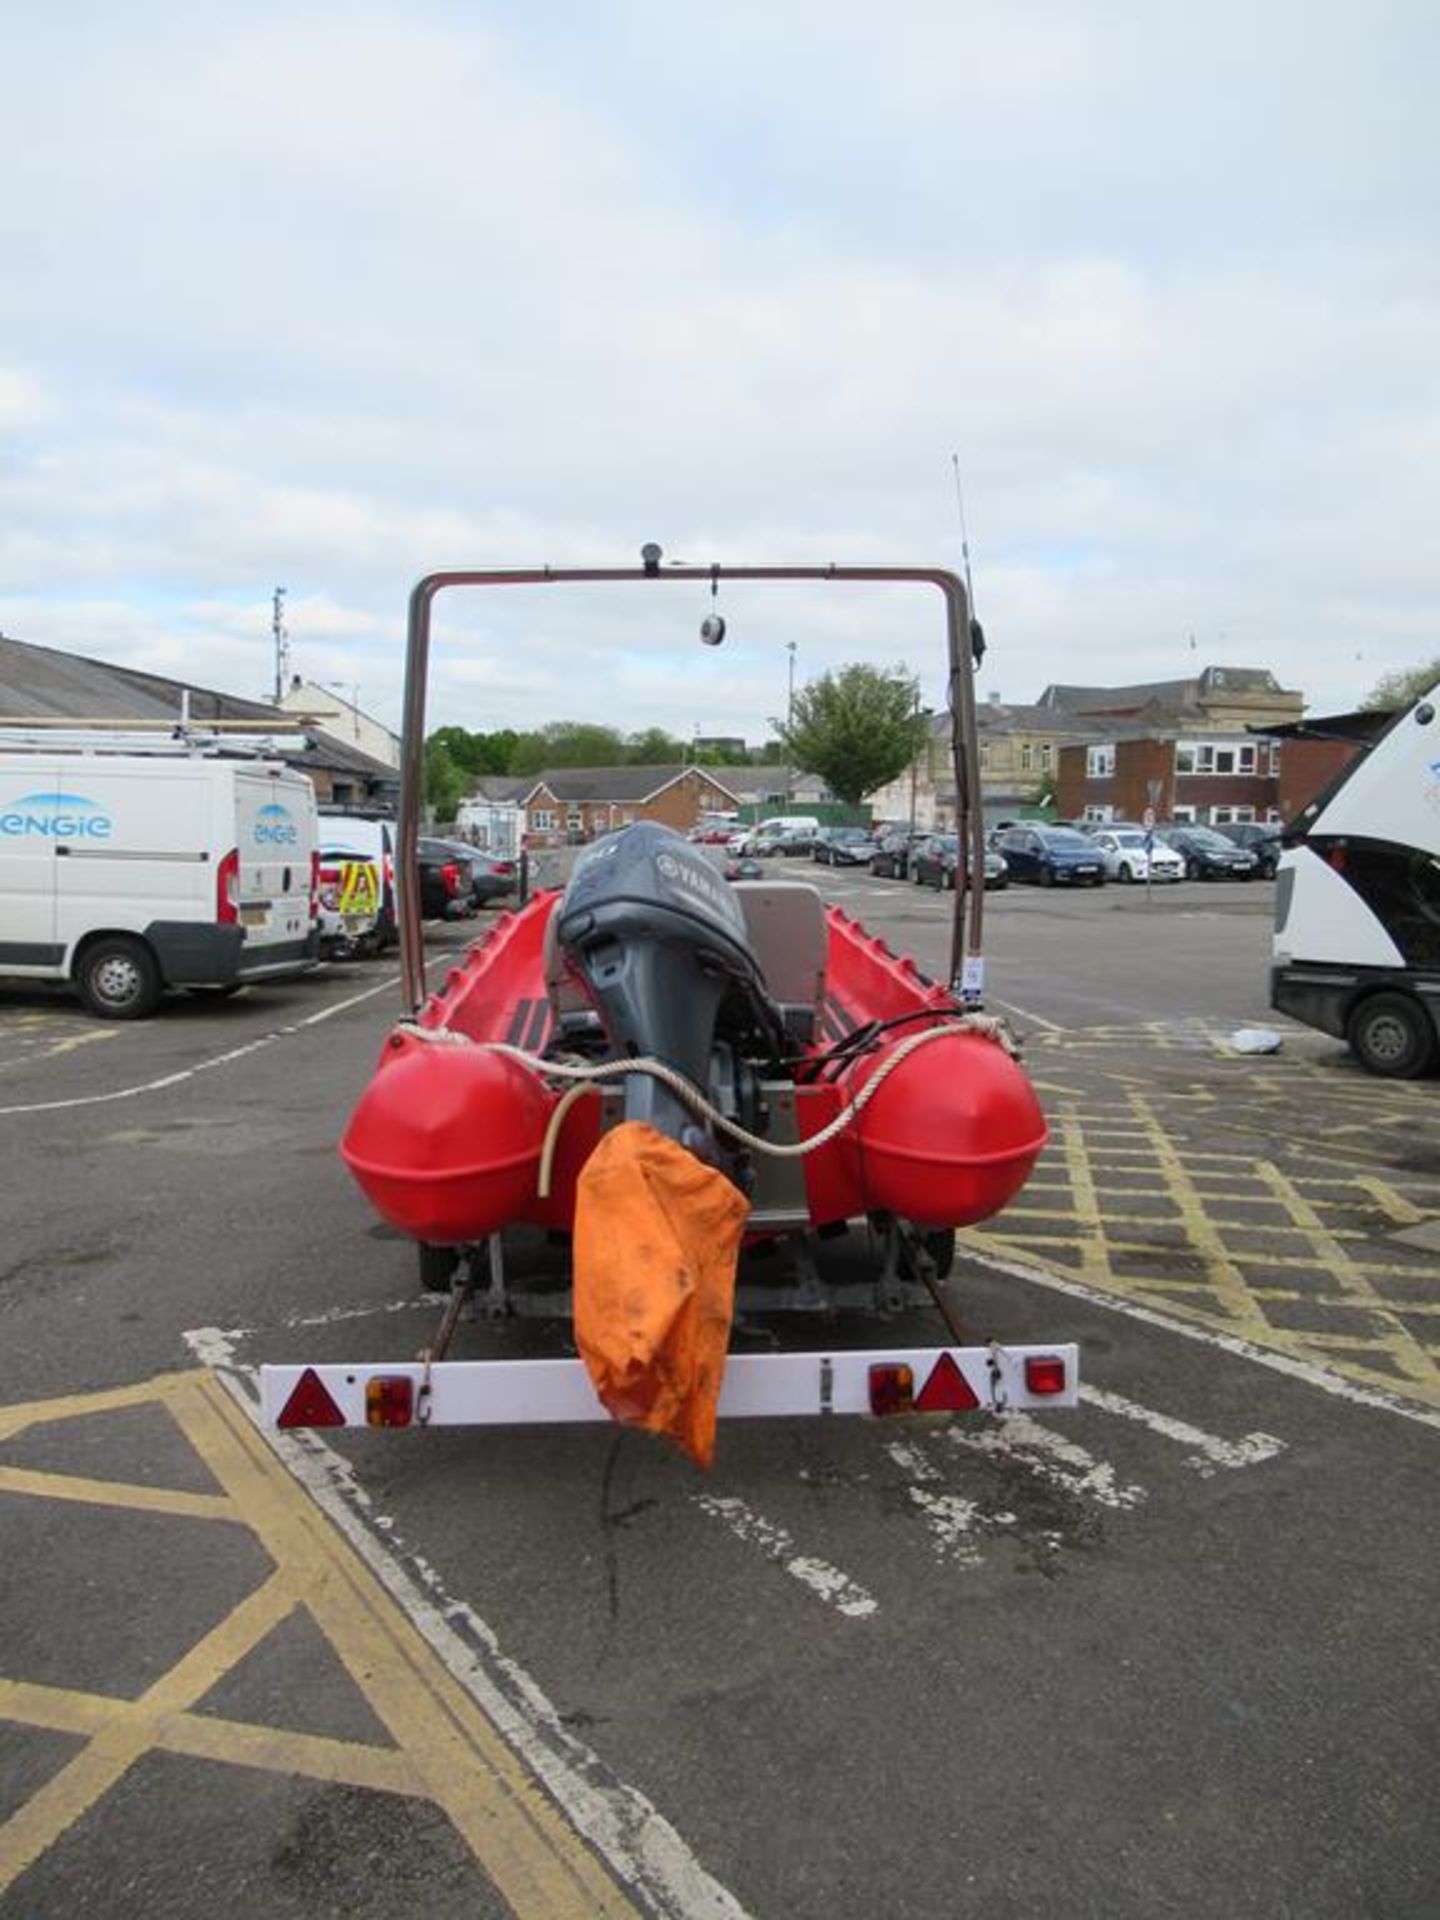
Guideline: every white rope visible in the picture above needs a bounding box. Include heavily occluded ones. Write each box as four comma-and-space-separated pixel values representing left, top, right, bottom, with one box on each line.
394, 1010, 1020, 1199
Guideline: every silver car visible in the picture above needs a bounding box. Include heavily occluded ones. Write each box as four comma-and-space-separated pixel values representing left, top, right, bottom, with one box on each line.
1090, 828, 1185, 884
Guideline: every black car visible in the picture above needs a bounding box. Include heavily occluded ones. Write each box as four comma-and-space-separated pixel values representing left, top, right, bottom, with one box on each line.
1154, 826, 1259, 880
812, 826, 875, 866
870, 827, 924, 878
1213, 822, 1283, 877
421, 838, 518, 911
994, 825, 1106, 887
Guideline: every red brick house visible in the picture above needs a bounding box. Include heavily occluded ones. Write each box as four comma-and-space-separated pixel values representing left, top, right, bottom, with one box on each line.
468, 765, 743, 846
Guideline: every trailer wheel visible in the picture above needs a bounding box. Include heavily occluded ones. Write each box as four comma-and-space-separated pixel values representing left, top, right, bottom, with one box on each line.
1347, 992, 1437, 1079
75, 936, 163, 1020
417, 1242, 461, 1292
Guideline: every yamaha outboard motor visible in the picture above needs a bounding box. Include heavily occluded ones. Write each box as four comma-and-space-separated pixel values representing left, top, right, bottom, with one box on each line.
555, 823, 786, 1157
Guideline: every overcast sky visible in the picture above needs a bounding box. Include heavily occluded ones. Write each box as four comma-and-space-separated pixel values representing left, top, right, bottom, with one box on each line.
2, 2, 1436, 743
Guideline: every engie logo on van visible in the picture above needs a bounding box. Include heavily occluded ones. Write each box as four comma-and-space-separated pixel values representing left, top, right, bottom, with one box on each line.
0, 791, 113, 840
255, 802, 299, 846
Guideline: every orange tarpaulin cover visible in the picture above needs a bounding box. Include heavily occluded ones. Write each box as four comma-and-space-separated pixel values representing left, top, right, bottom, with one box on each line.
573, 1121, 749, 1470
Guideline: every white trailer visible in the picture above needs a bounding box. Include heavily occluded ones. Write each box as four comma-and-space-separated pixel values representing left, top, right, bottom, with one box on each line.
1271, 681, 1440, 1076
0, 741, 319, 1018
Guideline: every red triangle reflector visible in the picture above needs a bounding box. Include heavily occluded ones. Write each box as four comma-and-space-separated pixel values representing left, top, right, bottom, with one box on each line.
278, 1367, 346, 1429
914, 1352, 982, 1413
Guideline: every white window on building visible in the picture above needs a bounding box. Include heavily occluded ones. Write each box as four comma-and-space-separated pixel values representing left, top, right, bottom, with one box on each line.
533, 809, 556, 832
1086, 745, 1115, 778
1082, 804, 1114, 823
1020, 742, 1034, 773
1177, 739, 1258, 775
1172, 805, 1197, 822
1040, 743, 1053, 771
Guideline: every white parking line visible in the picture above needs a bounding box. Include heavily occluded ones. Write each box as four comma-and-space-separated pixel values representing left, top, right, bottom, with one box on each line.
884, 1439, 987, 1566
0, 975, 402, 1117
944, 1412, 1149, 1509
691, 1496, 880, 1617
1079, 1383, 1285, 1475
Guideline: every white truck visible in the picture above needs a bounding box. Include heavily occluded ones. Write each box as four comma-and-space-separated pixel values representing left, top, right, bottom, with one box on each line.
1271, 679, 1440, 1077
0, 746, 320, 1018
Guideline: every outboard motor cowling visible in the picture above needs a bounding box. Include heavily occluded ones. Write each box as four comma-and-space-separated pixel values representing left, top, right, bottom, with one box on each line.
556, 824, 777, 1151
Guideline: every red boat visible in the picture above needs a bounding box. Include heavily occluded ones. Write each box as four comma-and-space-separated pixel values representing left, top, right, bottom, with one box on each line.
265, 556, 1071, 1464
343, 856, 1047, 1263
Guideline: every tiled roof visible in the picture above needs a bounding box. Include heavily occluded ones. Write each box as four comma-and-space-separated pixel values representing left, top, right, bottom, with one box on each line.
0, 632, 394, 781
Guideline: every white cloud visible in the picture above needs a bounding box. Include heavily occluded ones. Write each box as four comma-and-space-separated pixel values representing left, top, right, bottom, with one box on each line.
0, 0, 1436, 738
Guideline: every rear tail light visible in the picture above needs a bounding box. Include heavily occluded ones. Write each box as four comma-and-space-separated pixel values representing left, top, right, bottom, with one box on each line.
441, 861, 461, 896
310, 848, 321, 919
365, 1376, 415, 1428
216, 847, 240, 924
492, 860, 514, 876
1024, 1355, 1068, 1397
868, 1363, 914, 1417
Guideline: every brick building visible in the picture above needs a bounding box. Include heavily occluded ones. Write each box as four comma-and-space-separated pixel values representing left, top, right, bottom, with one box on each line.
469, 764, 744, 845
1047, 665, 1305, 825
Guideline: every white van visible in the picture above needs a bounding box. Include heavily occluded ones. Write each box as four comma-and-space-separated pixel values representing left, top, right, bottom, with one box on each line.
1271, 680, 1440, 1076
316, 813, 397, 957
747, 814, 822, 854
0, 751, 320, 1018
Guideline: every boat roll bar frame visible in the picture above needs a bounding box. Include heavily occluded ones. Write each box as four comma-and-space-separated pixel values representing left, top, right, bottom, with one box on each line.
398, 563, 985, 1018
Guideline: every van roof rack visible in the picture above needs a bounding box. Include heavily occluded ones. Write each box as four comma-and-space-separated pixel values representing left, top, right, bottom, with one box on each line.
0, 722, 310, 757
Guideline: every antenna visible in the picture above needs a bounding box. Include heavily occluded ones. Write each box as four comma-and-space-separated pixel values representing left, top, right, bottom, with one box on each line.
950, 455, 985, 665
272, 586, 289, 705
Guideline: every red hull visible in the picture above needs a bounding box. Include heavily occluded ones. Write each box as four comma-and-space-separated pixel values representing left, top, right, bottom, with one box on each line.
342, 892, 1047, 1245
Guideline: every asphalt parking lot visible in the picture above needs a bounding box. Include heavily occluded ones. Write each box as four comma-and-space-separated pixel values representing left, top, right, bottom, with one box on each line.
1, 873, 1437, 1919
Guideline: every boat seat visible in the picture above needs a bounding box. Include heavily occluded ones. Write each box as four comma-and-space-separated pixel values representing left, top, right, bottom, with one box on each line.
732, 880, 828, 1043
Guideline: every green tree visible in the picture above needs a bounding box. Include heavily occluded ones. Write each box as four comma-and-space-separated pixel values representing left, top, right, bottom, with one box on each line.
423, 738, 467, 820
1360, 658, 1440, 712
527, 721, 627, 768
428, 726, 486, 776
626, 726, 687, 764
777, 663, 928, 805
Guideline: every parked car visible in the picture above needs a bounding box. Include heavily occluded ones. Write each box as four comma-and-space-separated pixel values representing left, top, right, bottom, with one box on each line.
995, 825, 1106, 887
869, 826, 924, 879
738, 828, 786, 856
416, 838, 481, 919
424, 837, 517, 909
723, 854, 765, 881
1213, 821, 1283, 876
1088, 827, 1185, 885
812, 826, 875, 866
1154, 825, 1259, 880
911, 833, 1009, 891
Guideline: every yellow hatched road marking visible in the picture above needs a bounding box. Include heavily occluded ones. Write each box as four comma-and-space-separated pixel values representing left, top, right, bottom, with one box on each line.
1253, 1162, 1440, 1394
0, 1371, 642, 1918
1353, 1175, 1431, 1227
0, 1464, 239, 1522
0, 1571, 299, 1894
0, 1677, 425, 1797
